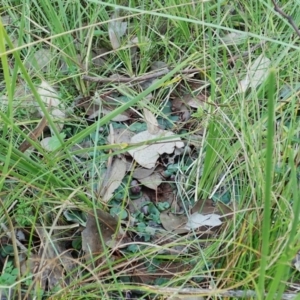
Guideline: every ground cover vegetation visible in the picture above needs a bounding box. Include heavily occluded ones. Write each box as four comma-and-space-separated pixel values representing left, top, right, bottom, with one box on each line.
1, 0, 300, 299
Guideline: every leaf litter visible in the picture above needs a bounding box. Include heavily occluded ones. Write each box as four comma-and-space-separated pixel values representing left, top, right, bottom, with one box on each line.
0, 9, 263, 298
5, 77, 236, 296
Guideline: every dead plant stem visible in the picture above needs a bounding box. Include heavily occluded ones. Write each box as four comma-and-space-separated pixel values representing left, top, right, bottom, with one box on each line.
271, 0, 300, 38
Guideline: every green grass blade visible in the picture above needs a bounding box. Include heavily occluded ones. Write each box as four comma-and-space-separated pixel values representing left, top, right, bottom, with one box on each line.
258, 68, 276, 298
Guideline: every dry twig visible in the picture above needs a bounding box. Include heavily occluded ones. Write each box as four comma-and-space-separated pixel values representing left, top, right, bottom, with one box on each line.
271, 0, 300, 38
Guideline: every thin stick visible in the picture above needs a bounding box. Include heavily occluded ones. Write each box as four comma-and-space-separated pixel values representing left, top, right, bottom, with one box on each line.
271, 0, 300, 38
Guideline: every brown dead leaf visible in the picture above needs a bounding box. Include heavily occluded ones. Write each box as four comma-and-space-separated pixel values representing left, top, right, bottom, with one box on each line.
160, 199, 232, 234
128, 130, 184, 169
98, 157, 127, 202
191, 199, 233, 219
101, 107, 130, 121
173, 93, 208, 110
143, 108, 159, 134
171, 97, 186, 112
186, 93, 208, 109
187, 199, 233, 231
139, 172, 162, 190
144, 182, 175, 204
18, 116, 47, 152
132, 166, 155, 179
108, 128, 134, 146
81, 209, 125, 265
160, 211, 188, 234
170, 198, 184, 214
171, 97, 191, 121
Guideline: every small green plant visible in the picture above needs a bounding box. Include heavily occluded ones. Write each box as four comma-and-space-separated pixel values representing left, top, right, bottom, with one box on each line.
14, 199, 35, 227
0, 261, 18, 285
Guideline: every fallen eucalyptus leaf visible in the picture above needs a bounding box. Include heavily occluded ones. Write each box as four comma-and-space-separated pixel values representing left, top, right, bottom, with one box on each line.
108, 10, 127, 49
133, 166, 156, 179
108, 128, 134, 145
191, 199, 233, 222
128, 130, 184, 169
98, 158, 127, 202
37, 81, 65, 132
238, 54, 271, 93
160, 211, 188, 234
184, 213, 222, 230
143, 108, 159, 134
82, 210, 123, 265
139, 172, 162, 190
221, 32, 248, 45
